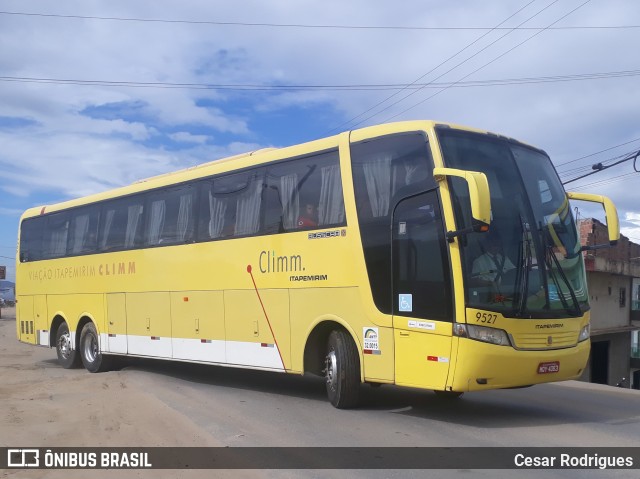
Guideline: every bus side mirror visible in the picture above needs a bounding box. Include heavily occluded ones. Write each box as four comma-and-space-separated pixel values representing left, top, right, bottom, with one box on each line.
433, 167, 491, 239
566, 191, 620, 246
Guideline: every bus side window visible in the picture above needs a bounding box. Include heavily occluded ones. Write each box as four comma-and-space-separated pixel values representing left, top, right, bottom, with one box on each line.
43, 212, 70, 259
68, 205, 100, 255
20, 216, 46, 262
145, 185, 195, 246
265, 150, 345, 233
197, 169, 265, 241
350, 132, 435, 315
99, 196, 145, 252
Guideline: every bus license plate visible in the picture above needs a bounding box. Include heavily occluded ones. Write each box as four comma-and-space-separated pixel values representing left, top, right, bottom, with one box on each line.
537, 361, 560, 374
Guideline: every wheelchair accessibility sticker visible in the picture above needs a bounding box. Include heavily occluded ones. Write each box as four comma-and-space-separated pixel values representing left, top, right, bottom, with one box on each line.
399, 294, 413, 312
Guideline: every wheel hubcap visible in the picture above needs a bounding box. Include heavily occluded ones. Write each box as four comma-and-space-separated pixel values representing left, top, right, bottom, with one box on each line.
58, 332, 72, 359
324, 349, 338, 390
84, 334, 98, 363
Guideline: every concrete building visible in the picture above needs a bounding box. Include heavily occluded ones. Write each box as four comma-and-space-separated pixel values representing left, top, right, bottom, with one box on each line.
578, 218, 640, 389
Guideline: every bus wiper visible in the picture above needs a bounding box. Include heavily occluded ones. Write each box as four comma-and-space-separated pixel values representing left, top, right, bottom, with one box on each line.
515, 217, 532, 317
545, 244, 581, 316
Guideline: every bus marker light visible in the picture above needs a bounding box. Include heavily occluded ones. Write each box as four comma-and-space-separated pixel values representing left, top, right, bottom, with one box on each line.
427, 356, 449, 363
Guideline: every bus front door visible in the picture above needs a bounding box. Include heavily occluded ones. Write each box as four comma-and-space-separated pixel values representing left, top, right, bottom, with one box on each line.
392, 191, 454, 390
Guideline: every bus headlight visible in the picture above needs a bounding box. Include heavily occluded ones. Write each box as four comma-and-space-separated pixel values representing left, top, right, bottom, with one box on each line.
453, 323, 511, 347
578, 324, 590, 342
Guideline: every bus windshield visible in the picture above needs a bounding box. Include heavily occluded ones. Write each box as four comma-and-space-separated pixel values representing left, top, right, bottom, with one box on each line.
438, 128, 588, 318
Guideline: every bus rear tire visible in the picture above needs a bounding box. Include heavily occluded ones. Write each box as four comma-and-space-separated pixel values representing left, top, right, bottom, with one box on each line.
324, 330, 360, 409
55, 322, 81, 369
80, 323, 111, 373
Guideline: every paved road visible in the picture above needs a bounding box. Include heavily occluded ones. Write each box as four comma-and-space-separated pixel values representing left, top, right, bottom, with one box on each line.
2, 309, 638, 478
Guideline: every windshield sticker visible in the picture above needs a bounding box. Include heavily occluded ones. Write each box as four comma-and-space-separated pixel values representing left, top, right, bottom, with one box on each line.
399, 294, 413, 312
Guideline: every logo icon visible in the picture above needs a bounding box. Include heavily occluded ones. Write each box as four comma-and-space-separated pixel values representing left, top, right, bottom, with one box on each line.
8, 449, 40, 468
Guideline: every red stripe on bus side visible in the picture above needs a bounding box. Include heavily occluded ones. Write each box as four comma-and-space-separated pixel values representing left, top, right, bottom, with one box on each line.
247, 264, 285, 369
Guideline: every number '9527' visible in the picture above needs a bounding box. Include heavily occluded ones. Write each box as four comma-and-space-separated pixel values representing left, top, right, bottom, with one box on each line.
475, 312, 497, 324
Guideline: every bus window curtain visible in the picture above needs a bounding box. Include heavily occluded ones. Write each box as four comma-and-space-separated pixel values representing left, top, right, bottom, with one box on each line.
49, 225, 68, 257
235, 179, 263, 236
362, 155, 392, 218
279, 173, 299, 230
100, 210, 115, 250
149, 200, 165, 244
208, 192, 227, 239
318, 164, 344, 225
71, 214, 90, 254
125, 204, 143, 248
177, 194, 192, 242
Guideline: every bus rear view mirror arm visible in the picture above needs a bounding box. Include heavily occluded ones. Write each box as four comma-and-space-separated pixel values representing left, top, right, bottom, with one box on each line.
566, 192, 620, 246
433, 167, 491, 239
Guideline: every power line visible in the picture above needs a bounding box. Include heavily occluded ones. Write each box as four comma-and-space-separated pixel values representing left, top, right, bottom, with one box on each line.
349, 0, 565, 128
382, 0, 593, 123
558, 148, 639, 179
569, 171, 638, 190
2, 68, 639, 92
563, 149, 639, 185
1, 10, 639, 31
556, 136, 640, 167
329, 0, 546, 132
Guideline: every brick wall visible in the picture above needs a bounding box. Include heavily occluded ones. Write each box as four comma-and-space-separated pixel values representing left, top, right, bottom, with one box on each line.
578, 218, 640, 263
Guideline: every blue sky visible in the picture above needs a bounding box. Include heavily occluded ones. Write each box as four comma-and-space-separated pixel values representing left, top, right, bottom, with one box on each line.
2, 0, 640, 281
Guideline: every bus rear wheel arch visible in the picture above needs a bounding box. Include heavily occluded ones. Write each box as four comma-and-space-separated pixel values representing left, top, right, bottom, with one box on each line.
79, 322, 111, 373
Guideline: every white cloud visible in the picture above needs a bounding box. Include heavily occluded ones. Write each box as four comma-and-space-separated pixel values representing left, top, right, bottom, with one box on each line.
626, 213, 640, 223
169, 132, 209, 144
621, 212, 640, 243
0, 0, 639, 246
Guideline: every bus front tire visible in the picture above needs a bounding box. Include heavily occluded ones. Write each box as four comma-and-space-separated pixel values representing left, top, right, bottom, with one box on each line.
79, 323, 111, 373
55, 322, 81, 369
324, 330, 360, 409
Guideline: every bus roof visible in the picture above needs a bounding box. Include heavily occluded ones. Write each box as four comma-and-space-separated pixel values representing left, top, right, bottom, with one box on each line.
19, 120, 536, 221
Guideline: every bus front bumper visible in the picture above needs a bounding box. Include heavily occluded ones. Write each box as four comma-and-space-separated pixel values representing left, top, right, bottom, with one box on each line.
450, 338, 590, 392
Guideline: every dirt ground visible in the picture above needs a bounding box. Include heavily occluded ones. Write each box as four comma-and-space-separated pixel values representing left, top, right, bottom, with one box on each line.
0, 307, 261, 479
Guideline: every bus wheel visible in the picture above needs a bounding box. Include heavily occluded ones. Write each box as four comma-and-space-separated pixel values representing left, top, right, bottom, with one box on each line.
55, 322, 80, 369
80, 323, 111, 373
324, 330, 360, 409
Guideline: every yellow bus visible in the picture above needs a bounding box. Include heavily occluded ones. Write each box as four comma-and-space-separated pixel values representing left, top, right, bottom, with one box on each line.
16, 120, 619, 408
